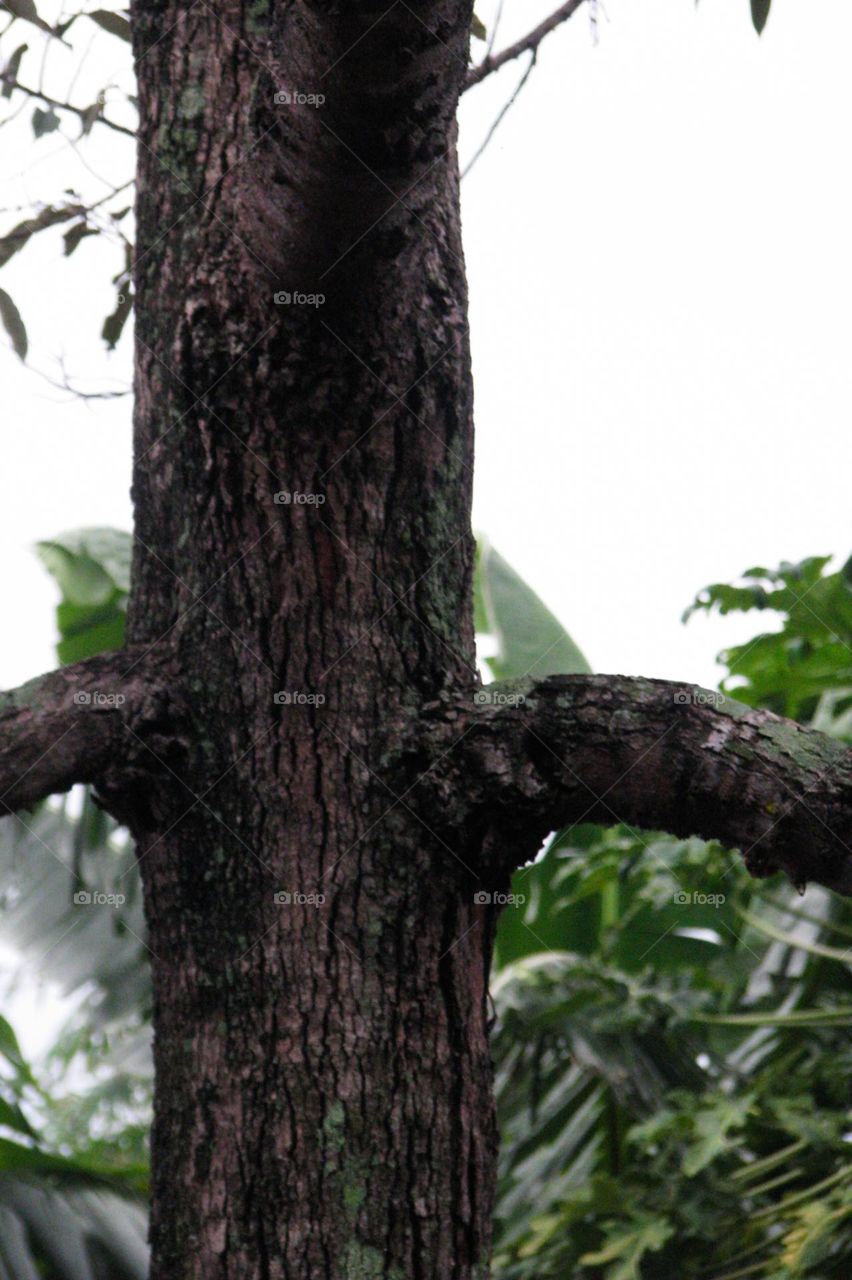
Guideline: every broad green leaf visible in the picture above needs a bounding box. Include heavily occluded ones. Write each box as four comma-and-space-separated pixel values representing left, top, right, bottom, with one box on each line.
36, 528, 131, 662
0, 287, 27, 360
36, 544, 115, 607
475, 538, 590, 680
44, 527, 132, 592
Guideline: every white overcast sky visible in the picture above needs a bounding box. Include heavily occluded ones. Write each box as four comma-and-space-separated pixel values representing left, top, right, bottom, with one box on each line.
2, 0, 851, 697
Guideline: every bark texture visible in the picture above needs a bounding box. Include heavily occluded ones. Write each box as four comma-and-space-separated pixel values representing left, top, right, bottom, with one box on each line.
415, 676, 852, 896
0, 3, 849, 1279
0, 649, 176, 816
126, 3, 495, 1277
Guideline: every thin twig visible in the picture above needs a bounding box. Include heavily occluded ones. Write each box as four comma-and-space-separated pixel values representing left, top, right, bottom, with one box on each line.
465, 0, 587, 90
462, 51, 537, 178
485, 0, 504, 59
0, 72, 136, 137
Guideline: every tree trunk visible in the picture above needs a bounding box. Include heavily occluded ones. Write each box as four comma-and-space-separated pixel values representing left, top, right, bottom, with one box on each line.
128, 4, 495, 1275
1, 5, 848, 1278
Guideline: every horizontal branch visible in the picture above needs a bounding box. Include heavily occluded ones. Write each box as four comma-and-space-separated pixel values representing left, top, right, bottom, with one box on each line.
464, 0, 586, 91
0, 649, 171, 815
418, 675, 852, 896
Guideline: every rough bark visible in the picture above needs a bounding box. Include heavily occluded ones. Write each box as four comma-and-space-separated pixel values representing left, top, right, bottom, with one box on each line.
0, 649, 176, 817
414, 675, 852, 896
0, 3, 849, 1279
126, 3, 494, 1277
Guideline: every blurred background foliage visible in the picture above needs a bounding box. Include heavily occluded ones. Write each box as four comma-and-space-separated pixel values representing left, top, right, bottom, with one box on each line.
0, 533, 850, 1279
484, 547, 852, 1280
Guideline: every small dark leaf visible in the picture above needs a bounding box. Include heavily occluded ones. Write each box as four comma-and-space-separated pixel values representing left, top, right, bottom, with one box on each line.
79, 98, 103, 136
102, 285, 133, 349
31, 104, 60, 136
751, 0, 771, 33
110, 206, 131, 221
88, 9, 131, 41
0, 204, 84, 268
1, 42, 27, 98
63, 220, 99, 256
471, 13, 487, 41
0, 287, 27, 360
1, 0, 56, 37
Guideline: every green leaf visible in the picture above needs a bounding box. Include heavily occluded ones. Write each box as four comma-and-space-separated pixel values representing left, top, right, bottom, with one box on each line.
751, 0, 772, 34
36, 544, 116, 607
1, 42, 28, 98
0, 287, 27, 360
471, 13, 487, 41
490, 546, 852, 1280
47, 527, 132, 593
691, 1008, 852, 1027
475, 538, 591, 680
36, 528, 131, 662
580, 1216, 674, 1279
0, 1014, 28, 1074
31, 104, 60, 136
736, 905, 852, 963
87, 9, 131, 41
0, 1096, 37, 1138
685, 555, 852, 722
681, 1094, 754, 1176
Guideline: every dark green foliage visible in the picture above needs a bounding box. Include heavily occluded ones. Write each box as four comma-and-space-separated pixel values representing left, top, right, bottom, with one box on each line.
481, 549, 852, 1279
685, 556, 852, 729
